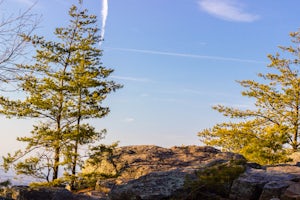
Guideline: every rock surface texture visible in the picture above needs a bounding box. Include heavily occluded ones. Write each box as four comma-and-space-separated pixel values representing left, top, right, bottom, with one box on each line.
94, 145, 300, 200
86, 145, 247, 199
4, 145, 300, 199
2, 186, 98, 200
83, 145, 243, 179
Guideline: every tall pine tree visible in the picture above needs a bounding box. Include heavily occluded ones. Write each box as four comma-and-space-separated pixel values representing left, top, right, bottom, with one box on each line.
1, 2, 121, 182
198, 31, 300, 165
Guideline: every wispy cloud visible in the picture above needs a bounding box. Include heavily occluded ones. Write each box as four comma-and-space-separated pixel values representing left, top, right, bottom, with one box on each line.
107, 47, 266, 64
111, 75, 152, 82
198, 0, 259, 22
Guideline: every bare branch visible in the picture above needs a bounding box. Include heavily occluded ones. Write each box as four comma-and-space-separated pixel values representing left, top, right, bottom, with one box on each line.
0, 1, 41, 88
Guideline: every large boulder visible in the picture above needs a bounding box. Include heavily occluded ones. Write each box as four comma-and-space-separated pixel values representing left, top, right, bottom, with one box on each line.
230, 168, 296, 200
108, 158, 246, 200
109, 170, 197, 200
83, 145, 244, 181
97, 145, 300, 200
229, 165, 300, 200
281, 182, 300, 199
2, 186, 98, 200
259, 181, 290, 200
101, 145, 246, 200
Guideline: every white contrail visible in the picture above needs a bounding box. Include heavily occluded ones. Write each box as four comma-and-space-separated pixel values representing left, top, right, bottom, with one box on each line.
106, 47, 267, 64
100, 0, 108, 42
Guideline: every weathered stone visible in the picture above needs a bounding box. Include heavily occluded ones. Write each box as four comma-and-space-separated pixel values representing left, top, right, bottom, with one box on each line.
86, 146, 300, 199
11, 187, 73, 200
282, 182, 300, 200
230, 168, 296, 200
82, 145, 248, 199
84, 145, 245, 181
109, 169, 197, 200
3, 186, 98, 200
230, 169, 268, 200
267, 165, 300, 175
259, 181, 290, 200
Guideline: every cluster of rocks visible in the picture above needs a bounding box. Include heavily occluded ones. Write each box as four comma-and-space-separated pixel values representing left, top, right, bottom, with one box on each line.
3, 145, 300, 199
230, 164, 300, 200
0, 186, 97, 200
88, 145, 300, 200
93, 145, 244, 199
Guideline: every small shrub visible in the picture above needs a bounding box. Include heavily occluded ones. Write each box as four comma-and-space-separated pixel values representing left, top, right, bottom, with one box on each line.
73, 172, 118, 191
183, 159, 246, 200
0, 180, 11, 188
29, 178, 67, 188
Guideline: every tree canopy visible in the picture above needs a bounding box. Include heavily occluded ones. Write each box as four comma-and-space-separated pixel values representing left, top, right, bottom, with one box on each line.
1, 1, 121, 183
198, 31, 300, 165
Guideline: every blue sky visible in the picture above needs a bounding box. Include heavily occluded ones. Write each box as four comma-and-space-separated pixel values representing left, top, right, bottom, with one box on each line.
1, 0, 300, 155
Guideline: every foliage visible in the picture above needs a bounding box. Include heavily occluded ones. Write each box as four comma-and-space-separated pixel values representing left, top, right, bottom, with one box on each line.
0, 180, 11, 188
200, 121, 291, 165
29, 178, 67, 188
29, 171, 117, 191
0, 179, 11, 198
0, 0, 121, 184
71, 172, 118, 191
198, 30, 300, 164
183, 160, 246, 200
87, 142, 129, 178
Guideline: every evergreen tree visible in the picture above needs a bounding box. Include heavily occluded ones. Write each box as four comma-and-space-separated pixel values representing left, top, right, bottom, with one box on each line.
1, 2, 121, 182
198, 31, 300, 165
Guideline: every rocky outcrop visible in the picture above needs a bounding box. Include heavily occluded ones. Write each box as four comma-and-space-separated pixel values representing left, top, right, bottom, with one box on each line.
109, 170, 195, 200
230, 165, 300, 200
83, 145, 244, 180
109, 162, 300, 200
85, 145, 247, 199
86, 145, 300, 200
2, 186, 98, 200
4, 145, 300, 200
230, 167, 294, 200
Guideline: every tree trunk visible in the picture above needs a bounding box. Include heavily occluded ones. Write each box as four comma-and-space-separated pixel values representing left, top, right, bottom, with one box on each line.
53, 146, 60, 180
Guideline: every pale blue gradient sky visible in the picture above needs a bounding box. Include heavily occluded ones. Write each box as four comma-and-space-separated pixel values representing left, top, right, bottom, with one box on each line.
1, 0, 300, 156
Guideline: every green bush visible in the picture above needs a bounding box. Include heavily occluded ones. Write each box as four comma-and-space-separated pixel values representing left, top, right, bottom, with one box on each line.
183, 159, 246, 200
